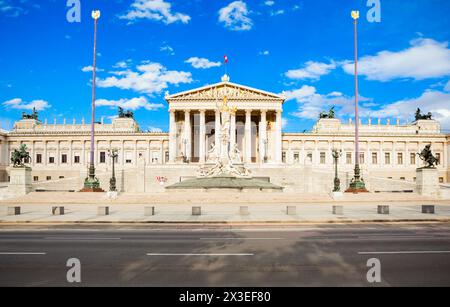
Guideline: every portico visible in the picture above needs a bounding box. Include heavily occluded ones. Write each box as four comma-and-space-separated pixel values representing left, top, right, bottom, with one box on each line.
166, 75, 285, 165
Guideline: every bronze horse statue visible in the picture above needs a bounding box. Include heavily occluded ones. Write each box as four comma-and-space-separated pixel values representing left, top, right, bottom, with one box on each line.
11, 144, 31, 167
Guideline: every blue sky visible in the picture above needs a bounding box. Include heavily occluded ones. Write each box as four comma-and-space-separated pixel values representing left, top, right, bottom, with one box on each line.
1, 0, 450, 133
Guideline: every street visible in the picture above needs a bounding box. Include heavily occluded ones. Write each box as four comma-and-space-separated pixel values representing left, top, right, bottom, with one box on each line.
0, 223, 450, 286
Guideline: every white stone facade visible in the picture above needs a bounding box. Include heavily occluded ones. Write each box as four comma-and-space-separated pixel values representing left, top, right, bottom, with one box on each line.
0, 78, 449, 190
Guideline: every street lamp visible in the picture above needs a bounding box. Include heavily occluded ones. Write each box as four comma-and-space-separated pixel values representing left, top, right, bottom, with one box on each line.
346, 10, 368, 193
108, 149, 118, 192
82, 10, 103, 192
332, 149, 342, 192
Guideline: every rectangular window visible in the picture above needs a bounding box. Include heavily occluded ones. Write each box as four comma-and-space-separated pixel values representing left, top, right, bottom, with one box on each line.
100, 152, 106, 164
400, 177, 405, 180
46, 176, 51, 181
294, 153, 299, 163
359, 153, 365, 165
36, 154, 42, 164
126, 152, 132, 164
320, 152, 326, 164
165, 151, 169, 163
385, 153, 391, 165
74, 156, 80, 164
307, 153, 313, 163
282, 152, 287, 163
439, 177, 444, 183
49, 157, 55, 164
61, 154, 67, 164
346, 153, 352, 164
59, 176, 65, 179
397, 153, 403, 165
410, 153, 416, 165
372, 153, 378, 164
33, 176, 39, 182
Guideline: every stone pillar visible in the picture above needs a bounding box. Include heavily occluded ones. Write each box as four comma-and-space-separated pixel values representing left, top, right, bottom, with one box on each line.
184, 110, 191, 160
160, 140, 164, 164
69, 141, 73, 166
7, 167, 32, 196
275, 110, 282, 163
230, 112, 236, 148
44, 141, 48, 166
416, 168, 438, 197
215, 110, 221, 157
81, 141, 86, 166
169, 110, 176, 163
199, 110, 206, 163
259, 110, 267, 163
121, 141, 125, 165
245, 110, 252, 163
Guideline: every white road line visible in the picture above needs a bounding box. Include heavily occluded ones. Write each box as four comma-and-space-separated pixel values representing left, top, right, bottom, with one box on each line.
358, 251, 450, 255
44, 237, 121, 240
0, 252, 46, 255
199, 237, 284, 240
147, 253, 254, 256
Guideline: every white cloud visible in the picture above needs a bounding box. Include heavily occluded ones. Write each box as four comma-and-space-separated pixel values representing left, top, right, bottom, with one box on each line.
185, 57, 221, 69
283, 85, 369, 120
445, 80, 450, 92
264, 1, 275, 6
97, 62, 193, 95
160, 44, 175, 55
219, 1, 253, 31
259, 50, 270, 56
96, 97, 164, 111
120, 0, 191, 25
3, 98, 51, 111
113, 61, 128, 69
81, 66, 104, 72
0, 0, 24, 17
369, 90, 450, 130
148, 126, 163, 133
342, 38, 450, 81
270, 9, 284, 16
285, 61, 336, 80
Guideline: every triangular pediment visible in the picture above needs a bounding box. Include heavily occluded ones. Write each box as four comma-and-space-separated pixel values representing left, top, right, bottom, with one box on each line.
166, 81, 284, 101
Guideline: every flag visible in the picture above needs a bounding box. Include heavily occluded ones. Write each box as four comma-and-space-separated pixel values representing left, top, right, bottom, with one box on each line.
224, 55, 228, 64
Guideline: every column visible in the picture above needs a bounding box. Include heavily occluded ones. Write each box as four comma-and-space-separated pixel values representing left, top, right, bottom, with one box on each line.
287, 141, 293, 164
301, 140, 305, 164
215, 110, 221, 156
259, 110, 267, 163
134, 141, 138, 165
160, 140, 164, 164
230, 111, 236, 148
56, 141, 60, 166
31, 141, 35, 166
184, 110, 191, 160
366, 141, 370, 169
245, 110, 252, 163
121, 140, 125, 165
69, 141, 73, 166
379, 141, 383, 168
275, 110, 282, 163
169, 110, 176, 163
199, 110, 206, 163
148, 140, 152, 164
81, 140, 86, 166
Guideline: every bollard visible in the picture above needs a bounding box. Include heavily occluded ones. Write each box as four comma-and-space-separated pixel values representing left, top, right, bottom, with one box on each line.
98, 206, 110, 216
52, 207, 64, 215
192, 206, 201, 216
332, 206, 344, 215
377, 205, 390, 215
422, 205, 435, 214
144, 206, 155, 216
7, 207, 21, 216
286, 206, 297, 215
239, 206, 249, 216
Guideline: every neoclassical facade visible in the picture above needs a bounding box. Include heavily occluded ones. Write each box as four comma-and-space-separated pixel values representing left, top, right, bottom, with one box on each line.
0, 76, 449, 190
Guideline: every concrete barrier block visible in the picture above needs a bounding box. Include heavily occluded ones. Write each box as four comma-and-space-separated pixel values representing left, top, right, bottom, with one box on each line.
332, 206, 344, 215
145, 206, 155, 216
192, 207, 201, 216
98, 206, 110, 216
422, 205, 435, 214
286, 206, 297, 215
7, 207, 21, 216
377, 205, 390, 215
239, 206, 249, 216
52, 207, 64, 215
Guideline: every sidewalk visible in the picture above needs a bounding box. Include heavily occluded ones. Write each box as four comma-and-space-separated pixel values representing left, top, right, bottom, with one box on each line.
1, 203, 450, 224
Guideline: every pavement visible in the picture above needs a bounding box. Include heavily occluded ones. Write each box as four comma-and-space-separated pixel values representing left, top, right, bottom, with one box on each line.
0, 223, 450, 286
1, 192, 449, 224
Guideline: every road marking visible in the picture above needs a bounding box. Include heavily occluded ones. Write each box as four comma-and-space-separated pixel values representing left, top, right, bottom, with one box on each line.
199, 237, 284, 240
147, 253, 254, 256
0, 252, 46, 255
44, 237, 121, 240
358, 251, 450, 255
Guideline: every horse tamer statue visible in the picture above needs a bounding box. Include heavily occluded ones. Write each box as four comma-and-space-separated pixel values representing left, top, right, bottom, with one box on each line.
11, 144, 31, 167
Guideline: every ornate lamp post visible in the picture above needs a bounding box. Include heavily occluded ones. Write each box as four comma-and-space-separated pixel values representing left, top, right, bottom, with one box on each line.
346, 10, 368, 193
82, 10, 103, 192
332, 149, 342, 192
108, 149, 118, 192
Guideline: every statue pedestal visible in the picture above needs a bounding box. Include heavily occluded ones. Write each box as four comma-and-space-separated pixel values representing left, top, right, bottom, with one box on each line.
7, 166, 32, 196
416, 168, 438, 197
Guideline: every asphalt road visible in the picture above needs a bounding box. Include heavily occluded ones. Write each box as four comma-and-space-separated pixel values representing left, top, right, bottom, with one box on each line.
1, 223, 450, 287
